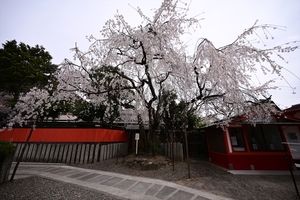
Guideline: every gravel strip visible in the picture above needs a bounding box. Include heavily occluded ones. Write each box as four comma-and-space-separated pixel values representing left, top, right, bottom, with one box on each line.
0, 176, 120, 200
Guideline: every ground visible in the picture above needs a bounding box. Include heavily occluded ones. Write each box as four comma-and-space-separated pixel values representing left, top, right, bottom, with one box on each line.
71, 154, 300, 200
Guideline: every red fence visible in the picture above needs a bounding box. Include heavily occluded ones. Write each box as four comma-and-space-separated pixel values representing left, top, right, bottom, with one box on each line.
0, 128, 128, 143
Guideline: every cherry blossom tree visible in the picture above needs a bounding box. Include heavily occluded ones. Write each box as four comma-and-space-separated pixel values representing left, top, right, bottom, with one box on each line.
7, 0, 299, 153
187, 24, 299, 123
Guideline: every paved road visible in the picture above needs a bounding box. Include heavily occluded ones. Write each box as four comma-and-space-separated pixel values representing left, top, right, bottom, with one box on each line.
9, 162, 231, 200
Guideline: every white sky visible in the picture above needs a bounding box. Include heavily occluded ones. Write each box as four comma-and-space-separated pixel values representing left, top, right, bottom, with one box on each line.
0, 0, 299, 109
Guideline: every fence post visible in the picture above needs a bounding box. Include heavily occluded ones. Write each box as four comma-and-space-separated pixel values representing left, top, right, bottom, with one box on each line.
94, 144, 100, 162
84, 144, 90, 163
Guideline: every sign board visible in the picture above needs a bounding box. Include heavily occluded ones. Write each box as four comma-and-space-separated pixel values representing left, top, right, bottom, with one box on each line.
135, 133, 140, 140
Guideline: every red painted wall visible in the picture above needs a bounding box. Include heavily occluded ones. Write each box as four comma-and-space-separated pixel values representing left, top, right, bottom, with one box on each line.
206, 124, 294, 170
208, 151, 292, 170
0, 128, 128, 143
209, 152, 230, 169
248, 153, 291, 170
0, 128, 30, 142
228, 154, 252, 170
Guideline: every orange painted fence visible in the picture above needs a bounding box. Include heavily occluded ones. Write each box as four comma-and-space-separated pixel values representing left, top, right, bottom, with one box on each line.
0, 128, 128, 143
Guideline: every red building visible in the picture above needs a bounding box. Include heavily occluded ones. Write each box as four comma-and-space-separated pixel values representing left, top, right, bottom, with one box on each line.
206, 104, 300, 170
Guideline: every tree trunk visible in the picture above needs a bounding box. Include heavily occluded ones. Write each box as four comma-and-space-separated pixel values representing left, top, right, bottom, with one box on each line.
138, 114, 148, 153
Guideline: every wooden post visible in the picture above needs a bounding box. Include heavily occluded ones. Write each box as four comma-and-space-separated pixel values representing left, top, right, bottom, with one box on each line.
171, 120, 175, 171
115, 144, 120, 165
172, 142, 175, 171
183, 109, 190, 178
184, 126, 191, 178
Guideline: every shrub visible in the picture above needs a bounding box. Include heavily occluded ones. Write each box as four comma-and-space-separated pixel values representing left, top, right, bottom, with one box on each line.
0, 140, 15, 164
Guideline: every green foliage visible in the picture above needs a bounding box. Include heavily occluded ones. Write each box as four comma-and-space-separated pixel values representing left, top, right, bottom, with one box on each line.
186, 109, 207, 129
152, 140, 161, 155
160, 90, 205, 139
72, 100, 106, 123
0, 40, 57, 106
0, 140, 15, 164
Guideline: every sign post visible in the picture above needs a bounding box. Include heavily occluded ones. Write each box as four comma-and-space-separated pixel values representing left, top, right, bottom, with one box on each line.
135, 133, 140, 155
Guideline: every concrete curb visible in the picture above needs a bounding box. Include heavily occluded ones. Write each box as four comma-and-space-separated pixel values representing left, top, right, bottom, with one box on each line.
228, 170, 300, 175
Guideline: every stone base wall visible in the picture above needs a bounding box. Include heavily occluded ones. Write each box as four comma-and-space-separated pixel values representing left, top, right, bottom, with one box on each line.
12, 143, 128, 164
0, 152, 15, 183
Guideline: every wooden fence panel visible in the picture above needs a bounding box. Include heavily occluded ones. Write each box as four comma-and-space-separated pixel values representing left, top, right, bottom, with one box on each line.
11, 142, 128, 164
160, 142, 183, 161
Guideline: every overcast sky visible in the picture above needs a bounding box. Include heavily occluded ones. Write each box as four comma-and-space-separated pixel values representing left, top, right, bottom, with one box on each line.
0, 0, 299, 109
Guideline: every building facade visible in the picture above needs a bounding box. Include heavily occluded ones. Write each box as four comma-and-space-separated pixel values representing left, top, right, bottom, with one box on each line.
206, 104, 300, 170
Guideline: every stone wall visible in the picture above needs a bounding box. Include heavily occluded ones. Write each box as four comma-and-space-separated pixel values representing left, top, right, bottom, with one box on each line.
0, 151, 15, 183
12, 143, 128, 163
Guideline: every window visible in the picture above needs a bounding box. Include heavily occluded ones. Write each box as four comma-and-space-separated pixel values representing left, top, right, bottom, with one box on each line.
288, 132, 298, 140
262, 125, 285, 151
245, 125, 284, 151
229, 127, 246, 152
